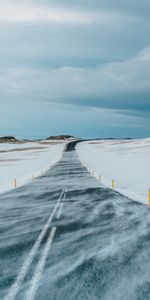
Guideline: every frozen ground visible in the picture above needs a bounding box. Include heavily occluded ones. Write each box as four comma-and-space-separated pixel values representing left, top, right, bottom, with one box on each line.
0, 140, 65, 194
76, 139, 150, 205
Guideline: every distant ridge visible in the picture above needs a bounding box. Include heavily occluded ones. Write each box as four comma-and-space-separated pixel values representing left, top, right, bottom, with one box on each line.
0, 136, 21, 143
0, 135, 76, 143
46, 135, 75, 140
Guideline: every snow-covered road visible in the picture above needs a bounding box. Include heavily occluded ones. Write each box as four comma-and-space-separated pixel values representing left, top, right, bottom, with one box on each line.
1, 142, 150, 299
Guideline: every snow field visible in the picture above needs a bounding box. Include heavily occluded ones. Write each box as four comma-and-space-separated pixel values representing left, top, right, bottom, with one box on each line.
77, 139, 150, 205
0, 141, 65, 194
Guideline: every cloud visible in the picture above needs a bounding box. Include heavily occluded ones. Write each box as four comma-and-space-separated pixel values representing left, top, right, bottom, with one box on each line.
0, 98, 149, 139
0, 0, 149, 70
0, 46, 150, 113
0, 0, 150, 137
0, 2, 134, 25
5, 0, 148, 31
0, 3, 93, 24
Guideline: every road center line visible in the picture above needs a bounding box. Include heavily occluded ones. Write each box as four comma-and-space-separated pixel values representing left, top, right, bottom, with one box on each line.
56, 187, 67, 219
25, 226, 57, 300
5, 186, 65, 300
56, 203, 64, 219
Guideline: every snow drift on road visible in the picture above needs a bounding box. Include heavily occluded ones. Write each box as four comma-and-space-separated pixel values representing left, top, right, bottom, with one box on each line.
0, 141, 65, 194
76, 139, 150, 205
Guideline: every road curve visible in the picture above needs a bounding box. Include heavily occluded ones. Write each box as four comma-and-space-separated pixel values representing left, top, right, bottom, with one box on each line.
0, 141, 150, 299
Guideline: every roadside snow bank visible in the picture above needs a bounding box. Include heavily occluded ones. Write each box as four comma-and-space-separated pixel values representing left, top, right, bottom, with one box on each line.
77, 139, 150, 205
0, 141, 65, 194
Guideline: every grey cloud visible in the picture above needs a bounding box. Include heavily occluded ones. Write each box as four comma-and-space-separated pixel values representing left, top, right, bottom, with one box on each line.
20, 0, 150, 20
0, 0, 150, 71
0, 15, 150, 71
0, 0, 150, 138
0, 47, 150, 112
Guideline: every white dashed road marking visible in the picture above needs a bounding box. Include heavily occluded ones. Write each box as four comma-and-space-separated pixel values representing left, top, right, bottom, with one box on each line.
25, 226, 57, 300
56, 203, 64, 219
5, 186, 65, 300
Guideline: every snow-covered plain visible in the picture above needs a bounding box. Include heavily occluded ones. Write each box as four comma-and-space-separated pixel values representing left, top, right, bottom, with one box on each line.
77, 139, 150, 205
0, 141, 65, 194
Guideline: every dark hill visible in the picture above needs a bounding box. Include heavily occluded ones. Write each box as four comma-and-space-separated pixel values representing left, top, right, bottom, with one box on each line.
0, 136, 20, 143
46, 135, 75, 140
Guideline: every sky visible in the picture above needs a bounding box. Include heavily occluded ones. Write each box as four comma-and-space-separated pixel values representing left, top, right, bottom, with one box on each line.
0, 0, 150, 139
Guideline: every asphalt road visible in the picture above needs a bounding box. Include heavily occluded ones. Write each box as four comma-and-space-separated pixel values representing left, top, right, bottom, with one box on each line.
1, 141, 150, 300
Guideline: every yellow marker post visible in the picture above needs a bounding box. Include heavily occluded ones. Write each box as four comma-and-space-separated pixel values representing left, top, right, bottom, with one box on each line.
32, 175, 35, 181
112, 179, 115, 189
148, 189, 150, 206
13, 179, 17, 189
